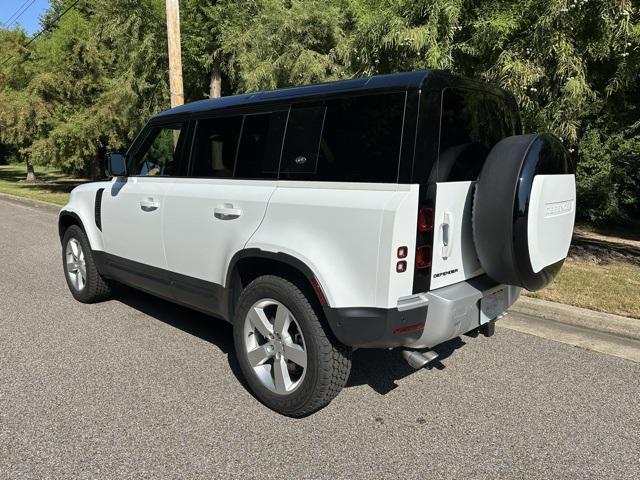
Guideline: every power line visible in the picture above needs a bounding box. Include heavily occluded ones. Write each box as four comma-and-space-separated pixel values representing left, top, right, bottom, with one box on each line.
2, 0, 34, 27
0, 0, 81, 67
6, 0, 39, 29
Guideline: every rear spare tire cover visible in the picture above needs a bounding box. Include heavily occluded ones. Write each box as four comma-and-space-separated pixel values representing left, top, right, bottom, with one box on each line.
473, 133, 576, 291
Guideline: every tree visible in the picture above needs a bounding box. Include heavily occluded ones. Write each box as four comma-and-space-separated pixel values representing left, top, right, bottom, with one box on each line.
182, 0, 344, 97
0, 0, 637, 224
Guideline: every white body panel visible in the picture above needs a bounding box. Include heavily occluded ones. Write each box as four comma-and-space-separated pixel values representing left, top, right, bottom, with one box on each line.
247, 181, 419, 309
163, 178, 276, 285
430, 181, 482, 290
100, 177, 173, 270
527, 174, 576, 273
59, 182, 111, 252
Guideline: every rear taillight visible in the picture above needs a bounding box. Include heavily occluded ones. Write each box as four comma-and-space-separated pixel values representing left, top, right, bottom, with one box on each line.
415, 244, 432, 270
413, 197, 436, 293
418, 207, 434, 232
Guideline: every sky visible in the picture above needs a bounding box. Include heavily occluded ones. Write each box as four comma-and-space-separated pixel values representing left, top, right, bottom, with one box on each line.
0, 0, 50, 35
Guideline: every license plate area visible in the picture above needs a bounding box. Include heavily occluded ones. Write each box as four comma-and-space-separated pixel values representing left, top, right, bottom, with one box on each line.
480, 288, 507, 325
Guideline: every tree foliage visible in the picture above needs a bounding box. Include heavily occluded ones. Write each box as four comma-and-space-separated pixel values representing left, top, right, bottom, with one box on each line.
0, 0, 638, 223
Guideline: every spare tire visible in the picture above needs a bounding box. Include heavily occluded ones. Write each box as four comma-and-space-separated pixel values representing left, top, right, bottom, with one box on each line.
473, 133, 576, 291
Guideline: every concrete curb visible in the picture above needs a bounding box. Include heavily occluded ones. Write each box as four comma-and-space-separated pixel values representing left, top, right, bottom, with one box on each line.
0, 192, 61, 214
510, 296, 640, 341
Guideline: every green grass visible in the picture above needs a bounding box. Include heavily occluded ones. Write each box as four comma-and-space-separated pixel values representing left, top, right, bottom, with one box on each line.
525, 258, 640, 319
0, 163, 82, 206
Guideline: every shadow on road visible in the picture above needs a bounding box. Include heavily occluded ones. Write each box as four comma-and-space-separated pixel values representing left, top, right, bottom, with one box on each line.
347, 337, 466, 394
111, 286, 466, 397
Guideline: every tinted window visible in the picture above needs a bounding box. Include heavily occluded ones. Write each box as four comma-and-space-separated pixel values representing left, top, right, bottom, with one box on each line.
191, 116, 242, 178
280, 93, 405, 182
129, 124, 186, 176
435, 88, 519, 182
235, 111, 287, 179
280, 106, 325, 177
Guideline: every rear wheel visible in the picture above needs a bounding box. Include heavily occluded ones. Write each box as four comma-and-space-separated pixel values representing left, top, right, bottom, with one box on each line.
62, 225, 111, 303
233, 275, 351, 417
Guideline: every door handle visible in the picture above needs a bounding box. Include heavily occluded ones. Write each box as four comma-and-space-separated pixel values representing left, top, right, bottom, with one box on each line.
214, 203, 242, 220
140, 199, 160, 212
441, 211, 454, 259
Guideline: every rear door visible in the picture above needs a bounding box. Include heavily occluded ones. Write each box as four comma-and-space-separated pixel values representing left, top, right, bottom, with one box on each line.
427, 87, 521, 290
162, 108, 287, 315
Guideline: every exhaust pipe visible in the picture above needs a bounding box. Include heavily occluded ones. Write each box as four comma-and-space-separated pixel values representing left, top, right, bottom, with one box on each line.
401, 349, 439, 370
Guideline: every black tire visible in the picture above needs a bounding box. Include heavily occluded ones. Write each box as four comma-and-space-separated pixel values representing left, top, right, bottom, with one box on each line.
233, 275, 352, 417
62, 225, 112, 303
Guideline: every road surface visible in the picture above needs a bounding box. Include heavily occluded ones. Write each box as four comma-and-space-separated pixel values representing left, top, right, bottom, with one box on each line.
1, 197, 638, 479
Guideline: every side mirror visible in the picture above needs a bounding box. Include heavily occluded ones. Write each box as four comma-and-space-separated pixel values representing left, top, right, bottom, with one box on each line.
105, 152, 127, 177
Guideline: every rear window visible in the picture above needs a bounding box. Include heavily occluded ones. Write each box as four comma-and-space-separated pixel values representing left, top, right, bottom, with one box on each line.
280, 92, 406, 183
437, 88, 519, 182
413, 87, 521, 184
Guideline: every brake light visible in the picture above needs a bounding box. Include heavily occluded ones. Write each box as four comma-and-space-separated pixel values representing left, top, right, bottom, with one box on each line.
415, 244, 432, 269
396, 261, 407, 273
418, 207, 434, 232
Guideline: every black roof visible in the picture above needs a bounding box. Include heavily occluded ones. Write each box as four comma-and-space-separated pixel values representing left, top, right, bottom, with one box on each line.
155, 70, 438, 119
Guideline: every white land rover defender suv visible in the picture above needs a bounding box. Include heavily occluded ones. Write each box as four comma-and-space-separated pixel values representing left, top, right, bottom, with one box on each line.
59, 71, 576, 416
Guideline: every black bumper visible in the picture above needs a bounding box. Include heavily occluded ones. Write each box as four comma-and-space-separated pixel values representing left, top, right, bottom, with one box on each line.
323, 304, 428, 348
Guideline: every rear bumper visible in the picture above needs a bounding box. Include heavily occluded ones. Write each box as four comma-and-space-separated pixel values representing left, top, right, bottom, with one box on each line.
323, 275, 521, 349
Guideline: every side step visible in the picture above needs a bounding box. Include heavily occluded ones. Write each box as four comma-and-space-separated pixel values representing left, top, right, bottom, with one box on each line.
401, 349, 439, 370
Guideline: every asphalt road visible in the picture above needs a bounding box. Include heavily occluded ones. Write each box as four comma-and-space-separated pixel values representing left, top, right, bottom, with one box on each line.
1, 197, 639, 479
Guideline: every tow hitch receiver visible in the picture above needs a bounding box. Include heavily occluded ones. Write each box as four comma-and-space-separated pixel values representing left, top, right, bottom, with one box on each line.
401, 349, 439, 370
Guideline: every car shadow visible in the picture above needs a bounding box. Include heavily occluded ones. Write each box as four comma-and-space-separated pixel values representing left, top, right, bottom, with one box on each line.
346, 337, 467, 394
111, 286, 467, 397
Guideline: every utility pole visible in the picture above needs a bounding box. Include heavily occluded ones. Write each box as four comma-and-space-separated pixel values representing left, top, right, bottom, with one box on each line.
166, 0, 184, 108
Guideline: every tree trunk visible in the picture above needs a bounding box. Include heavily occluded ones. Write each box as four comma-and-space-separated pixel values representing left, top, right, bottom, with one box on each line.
90, 146, 106, 180
210, 62, 222, 99
25, 159, 36, 183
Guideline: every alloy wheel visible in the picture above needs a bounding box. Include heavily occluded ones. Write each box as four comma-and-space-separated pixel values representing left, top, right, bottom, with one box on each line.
243, 299, 307, 394
65, 238, 87, 291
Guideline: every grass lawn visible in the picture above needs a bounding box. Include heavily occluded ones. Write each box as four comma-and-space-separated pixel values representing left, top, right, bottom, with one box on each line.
0, 163, 82, 206
525, 258, 640, 319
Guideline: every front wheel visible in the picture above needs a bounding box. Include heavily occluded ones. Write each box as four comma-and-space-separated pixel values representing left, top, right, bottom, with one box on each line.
233, 275, 351, 417
62, 225, 111, 303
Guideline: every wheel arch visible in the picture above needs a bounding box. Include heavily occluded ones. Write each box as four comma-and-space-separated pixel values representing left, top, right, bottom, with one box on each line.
225, 249, 330, 321
58, 210, 86, 243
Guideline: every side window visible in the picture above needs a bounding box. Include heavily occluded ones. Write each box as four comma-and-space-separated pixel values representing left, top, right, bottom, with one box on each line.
129, 124, 186, 177
437, 88, 519, 182
279, 106, 325, 177
318, 93, 405, 182
279, 93, 406, 183
191, 116, 243, 178
234, 111, 287, 179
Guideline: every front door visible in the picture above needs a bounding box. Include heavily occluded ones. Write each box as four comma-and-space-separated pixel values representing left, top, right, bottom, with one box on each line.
101, 122, 188, 295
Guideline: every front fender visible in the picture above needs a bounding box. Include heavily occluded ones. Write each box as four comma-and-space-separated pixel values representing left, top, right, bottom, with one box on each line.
59, 182, 111, 251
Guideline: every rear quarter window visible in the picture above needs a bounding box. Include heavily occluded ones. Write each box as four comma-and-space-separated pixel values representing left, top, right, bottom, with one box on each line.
279, 92, 406, 183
